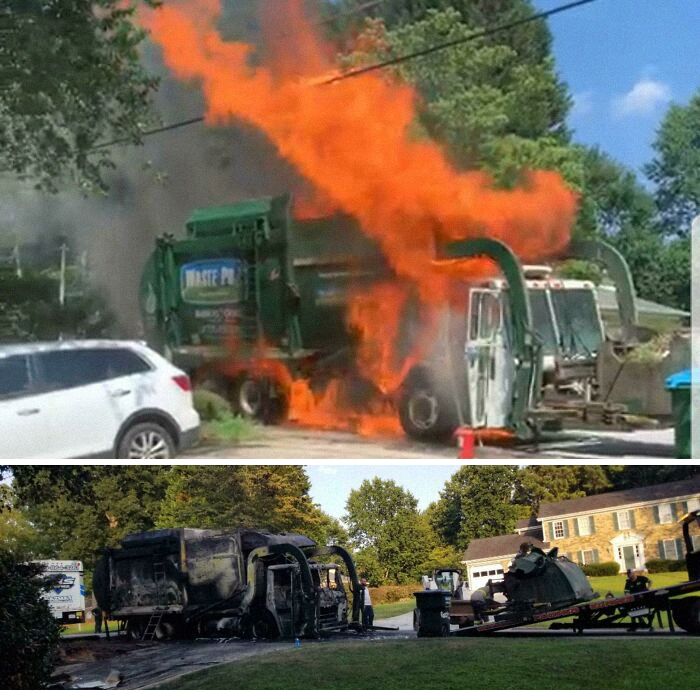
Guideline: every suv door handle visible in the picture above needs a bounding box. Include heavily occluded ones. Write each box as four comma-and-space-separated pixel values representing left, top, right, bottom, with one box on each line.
111, 389, 131, 397
17, 408, 40, 416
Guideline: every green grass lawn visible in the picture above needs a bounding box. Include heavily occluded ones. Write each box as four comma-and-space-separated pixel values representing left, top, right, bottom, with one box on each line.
157, 638, 697, 690
60, 621, 93, 636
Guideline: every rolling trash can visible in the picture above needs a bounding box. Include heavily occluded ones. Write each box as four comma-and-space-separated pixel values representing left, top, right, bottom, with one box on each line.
413, 590, 452, 637
665, 369, 694, 459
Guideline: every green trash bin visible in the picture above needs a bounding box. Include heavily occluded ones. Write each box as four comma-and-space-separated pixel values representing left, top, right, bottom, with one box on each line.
413, 590, 451, 637
665, 369, 694, 459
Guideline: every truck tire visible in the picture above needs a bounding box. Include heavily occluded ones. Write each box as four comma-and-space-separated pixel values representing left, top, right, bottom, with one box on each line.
117, 422, 175, 459
234, 376, 287, 423
398, 370, 455, 441
671, 597, 700, 633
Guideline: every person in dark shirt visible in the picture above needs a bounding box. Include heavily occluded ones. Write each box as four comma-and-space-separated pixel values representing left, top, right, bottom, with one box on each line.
624, 569, 652, 594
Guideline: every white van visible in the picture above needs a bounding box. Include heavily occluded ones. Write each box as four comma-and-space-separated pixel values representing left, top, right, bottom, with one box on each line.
0, 340, 200, 458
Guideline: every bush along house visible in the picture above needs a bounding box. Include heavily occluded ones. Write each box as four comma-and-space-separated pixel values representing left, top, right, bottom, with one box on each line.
537, 476, 700, 573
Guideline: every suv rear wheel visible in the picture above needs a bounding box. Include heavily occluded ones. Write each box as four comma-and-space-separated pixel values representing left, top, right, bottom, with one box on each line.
118, 422, 175, 459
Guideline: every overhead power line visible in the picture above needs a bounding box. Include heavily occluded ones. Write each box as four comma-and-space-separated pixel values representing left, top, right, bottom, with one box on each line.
89, 0, 599, 151
323, 0, 599, 83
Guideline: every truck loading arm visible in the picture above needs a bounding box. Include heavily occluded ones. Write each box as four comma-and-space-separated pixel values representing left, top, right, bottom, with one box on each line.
241, 543, 318, 637
443, 237, 543, 437
567, 238, 638, 342
313, 545, 363, 625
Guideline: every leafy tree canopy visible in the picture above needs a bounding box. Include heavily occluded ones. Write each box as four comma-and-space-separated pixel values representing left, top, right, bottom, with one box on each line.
1, 0, 160, 191
513, 465, 611, 514
156, 465, 346, 547
430, 465, 520, 550
645, 88, 700, 236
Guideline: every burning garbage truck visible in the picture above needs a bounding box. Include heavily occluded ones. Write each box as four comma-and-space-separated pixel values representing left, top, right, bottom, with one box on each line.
92, 528, 362, 640
139, 194, 638, 442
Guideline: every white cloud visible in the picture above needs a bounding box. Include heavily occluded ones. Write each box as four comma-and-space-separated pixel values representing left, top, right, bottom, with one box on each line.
316, 465, 338, 475
612, 79, 671, 118
571, 91, 594, 118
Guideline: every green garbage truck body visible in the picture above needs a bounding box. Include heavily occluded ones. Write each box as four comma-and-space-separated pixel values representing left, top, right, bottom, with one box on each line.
138, 194, 618, 439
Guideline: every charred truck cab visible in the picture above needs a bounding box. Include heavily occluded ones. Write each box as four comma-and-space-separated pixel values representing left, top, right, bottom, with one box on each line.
92, 528, 361, 641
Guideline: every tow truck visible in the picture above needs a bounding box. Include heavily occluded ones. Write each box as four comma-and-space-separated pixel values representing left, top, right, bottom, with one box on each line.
414, 509, 700, 636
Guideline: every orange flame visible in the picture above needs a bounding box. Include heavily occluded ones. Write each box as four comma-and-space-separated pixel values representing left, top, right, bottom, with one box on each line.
143, 0, 578, 440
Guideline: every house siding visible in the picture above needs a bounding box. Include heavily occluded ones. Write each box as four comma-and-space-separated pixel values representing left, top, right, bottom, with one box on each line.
544, 498, 698, 566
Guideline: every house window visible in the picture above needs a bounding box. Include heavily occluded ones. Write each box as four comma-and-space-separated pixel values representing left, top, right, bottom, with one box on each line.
617, 510, 631, 530
580, 549, 599, 564
657, 503, 673, 524
661, 539, 679, 560
553, 520, 566, 539
577, 516, 591, 536
687, 498, 700, 512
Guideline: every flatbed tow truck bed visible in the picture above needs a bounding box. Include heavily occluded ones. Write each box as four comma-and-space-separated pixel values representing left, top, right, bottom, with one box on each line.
452, 577, 700, 635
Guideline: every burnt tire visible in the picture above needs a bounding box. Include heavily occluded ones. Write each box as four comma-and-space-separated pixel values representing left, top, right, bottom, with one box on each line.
117, 422, 175, 459
398, 370, 456, 441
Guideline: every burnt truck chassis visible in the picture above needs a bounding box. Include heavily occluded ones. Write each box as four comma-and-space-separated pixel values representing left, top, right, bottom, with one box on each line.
95, 531, 366, 642
417, 511, 700, 637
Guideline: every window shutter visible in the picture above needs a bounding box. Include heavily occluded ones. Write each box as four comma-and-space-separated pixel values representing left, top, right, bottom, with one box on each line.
658, 540, 665, 559
589, 516, 595, 534
574, 519, 580, 536
613, 512, 619, 530
653, 506, 660, 524
682, 501, 689, 514
549, 522, 555, 541
671, 503, 678, 521
577, 550, 583, 564
563, 520, 570, 538
592, 549, 599, 563
676, 539, 685, 560
629, 511, 635, 529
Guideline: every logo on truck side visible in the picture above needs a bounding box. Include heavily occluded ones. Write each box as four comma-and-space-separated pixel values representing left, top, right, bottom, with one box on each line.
180, 259, 245, 305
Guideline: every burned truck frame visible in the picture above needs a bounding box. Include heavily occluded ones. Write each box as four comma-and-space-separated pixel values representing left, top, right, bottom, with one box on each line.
92, 528, 362, 640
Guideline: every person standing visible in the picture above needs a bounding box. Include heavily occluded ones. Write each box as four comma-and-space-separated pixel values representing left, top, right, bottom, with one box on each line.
360, 578, 374, 629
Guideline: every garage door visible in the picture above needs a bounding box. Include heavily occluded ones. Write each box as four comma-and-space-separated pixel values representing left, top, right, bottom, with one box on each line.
469, 564, 505, 590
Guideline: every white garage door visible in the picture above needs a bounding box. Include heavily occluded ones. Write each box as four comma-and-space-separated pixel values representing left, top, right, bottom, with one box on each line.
469, 564, 505, 590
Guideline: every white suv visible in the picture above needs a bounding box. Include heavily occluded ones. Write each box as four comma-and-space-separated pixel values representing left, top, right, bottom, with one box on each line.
0, 340, 200, 458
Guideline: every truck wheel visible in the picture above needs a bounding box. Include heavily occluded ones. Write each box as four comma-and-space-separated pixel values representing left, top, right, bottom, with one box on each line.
117, 422, 175, 459
234, 376, 287, 423
672, 597, 700, 633
398, 371, 455, 441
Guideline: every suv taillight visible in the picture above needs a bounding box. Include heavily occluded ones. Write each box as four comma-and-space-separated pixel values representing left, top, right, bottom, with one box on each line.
173, 375, 191, 392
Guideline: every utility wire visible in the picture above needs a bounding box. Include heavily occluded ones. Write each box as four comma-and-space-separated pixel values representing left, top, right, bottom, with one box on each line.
89, 0, 599, 151
323, 0, 599, 83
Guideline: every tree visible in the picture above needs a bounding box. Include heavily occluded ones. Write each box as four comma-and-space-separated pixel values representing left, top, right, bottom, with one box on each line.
0, 550, 63, 690
604, 466, 700, 492
0, 484, 43, 556
10, 465, 169, 574
342, 9, 578, 188
513, 465, 611, 514
156, 466, 345, 547
645, 89, 700, 236
430, 466, 519, 550
1, 0, 159, 191
344, 478, 431, 583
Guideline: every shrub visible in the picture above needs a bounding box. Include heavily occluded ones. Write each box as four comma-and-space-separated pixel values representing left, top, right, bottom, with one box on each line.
0, 550, 63, 690
369, 584, 418, 605
645, 559, 687, 573
193, 388, 233, 422
581, 561, 620, 576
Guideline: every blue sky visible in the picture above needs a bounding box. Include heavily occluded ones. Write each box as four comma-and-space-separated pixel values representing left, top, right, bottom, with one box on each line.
535, 0, 700, 178
306, 463, 465, 520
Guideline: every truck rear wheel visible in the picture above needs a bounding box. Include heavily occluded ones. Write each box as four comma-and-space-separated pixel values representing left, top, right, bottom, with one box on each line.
671, 597, 700, 633
398, 370, 455, 441
233, 376, 287, 423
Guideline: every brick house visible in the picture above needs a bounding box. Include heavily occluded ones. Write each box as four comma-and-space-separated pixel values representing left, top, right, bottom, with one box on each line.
538, 475, 700, 572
